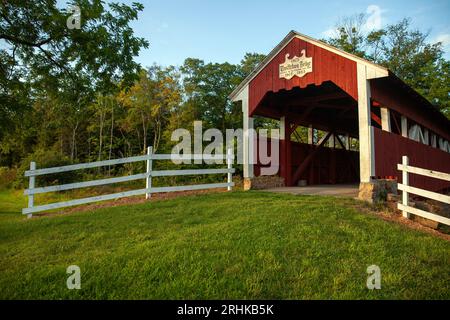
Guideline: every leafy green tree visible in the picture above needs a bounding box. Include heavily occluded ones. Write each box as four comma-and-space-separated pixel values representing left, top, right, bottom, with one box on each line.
418, 59, 450, 117
181, 58, 242, 132
0, 0, 148, 92
178, 53, 267, 134
118, 66, 181, 154
325, 13, 367, 58
0, 0, 149, 166
239, 52, 266, 77
88, 93, 116, 162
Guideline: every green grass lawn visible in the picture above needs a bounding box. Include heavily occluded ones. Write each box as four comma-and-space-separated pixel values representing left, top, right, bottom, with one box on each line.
0, 188, 449, 299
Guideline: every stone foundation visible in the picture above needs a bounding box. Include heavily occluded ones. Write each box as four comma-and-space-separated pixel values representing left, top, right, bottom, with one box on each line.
243, 176, 285, 190
358, 179, 398, 203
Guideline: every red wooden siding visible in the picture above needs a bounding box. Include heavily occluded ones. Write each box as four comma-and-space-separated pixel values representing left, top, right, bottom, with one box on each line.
373, 127, 450, 191
249, 37, 358, 115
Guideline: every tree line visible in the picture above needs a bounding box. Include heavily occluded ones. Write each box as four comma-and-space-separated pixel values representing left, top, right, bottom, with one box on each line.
1, 2, 448, 180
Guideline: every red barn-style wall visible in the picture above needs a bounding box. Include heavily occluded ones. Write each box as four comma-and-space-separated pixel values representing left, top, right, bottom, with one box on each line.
248, 37, 358, 115
374, 128, 450, 191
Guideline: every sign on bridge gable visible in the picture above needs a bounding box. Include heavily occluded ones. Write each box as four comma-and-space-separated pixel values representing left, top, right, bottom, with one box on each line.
279, 49, 313, 80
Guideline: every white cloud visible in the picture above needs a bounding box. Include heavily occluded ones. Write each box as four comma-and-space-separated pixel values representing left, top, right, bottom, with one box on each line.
433, 33, 450, 58
321, 4, 385, 39
364, 5, 383, 31
433, 33, 450, 47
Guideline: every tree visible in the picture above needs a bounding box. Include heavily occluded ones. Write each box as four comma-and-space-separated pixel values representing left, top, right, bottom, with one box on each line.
118, 67, 181, 154
181, 58, 242, 132
148, 65, 182, 152
376, 19, 444, 88
325, 13, 367, 58
0, 0, 148, 92
0, 0, 149, 165
88, 94, 114, 162
239, 52, 266, 77
179, 53, 266, 134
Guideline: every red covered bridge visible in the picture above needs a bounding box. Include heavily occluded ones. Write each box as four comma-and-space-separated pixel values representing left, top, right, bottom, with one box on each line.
230, 31, 450, 194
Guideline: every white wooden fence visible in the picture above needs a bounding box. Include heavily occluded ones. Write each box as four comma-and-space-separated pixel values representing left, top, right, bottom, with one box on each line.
397, 155, 450, 226
23, 147, 234, 217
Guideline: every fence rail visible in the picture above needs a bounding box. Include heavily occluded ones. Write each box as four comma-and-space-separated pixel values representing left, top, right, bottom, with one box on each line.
23, 147, 234, 217
397, 155, 450, 226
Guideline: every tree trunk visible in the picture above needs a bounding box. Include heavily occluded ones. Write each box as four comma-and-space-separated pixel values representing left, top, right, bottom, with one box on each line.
153, 119, 161, 152
98, 111, 104, 161
141, 111, 147, 154
88, 134, 91, 160
71, 121, 79, 162
98, 110, 105, 174
108, 104, 114, 175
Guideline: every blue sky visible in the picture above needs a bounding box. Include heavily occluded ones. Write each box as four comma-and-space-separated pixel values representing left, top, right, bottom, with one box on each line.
101, 1, 450, 66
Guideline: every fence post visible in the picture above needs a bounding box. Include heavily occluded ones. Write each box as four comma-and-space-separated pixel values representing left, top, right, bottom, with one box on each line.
402, 155, 410, 218
146, 146, 153, 199
27, 161, 36, 219
227, 147, 233, 191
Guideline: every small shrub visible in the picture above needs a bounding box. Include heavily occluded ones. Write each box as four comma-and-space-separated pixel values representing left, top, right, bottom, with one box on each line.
14, 149, 82, 189
0, 166, 17, 189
